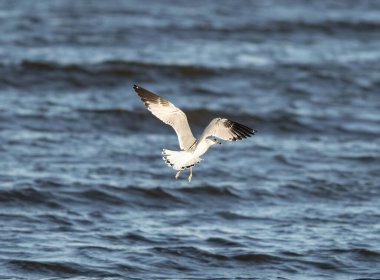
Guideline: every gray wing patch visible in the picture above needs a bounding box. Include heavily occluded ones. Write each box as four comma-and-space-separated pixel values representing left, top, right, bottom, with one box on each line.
200, 118, 256, 142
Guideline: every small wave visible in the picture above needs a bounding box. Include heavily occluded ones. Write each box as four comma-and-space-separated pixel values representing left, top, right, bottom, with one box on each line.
299, 259, 340, 271
20, 60, 86, 72
124, 232, 157, 243
284, 19, 380, 33
216, 211, 253, 220
196, 19, 380, 35
0, 213, 38, 224
103, 18, 380, 38
59, 184, 240, 207
0, 60, 217, 82
153, 259, 194, 272
103, 59, 217, 75
206, 237, 243, 247
44, 185, 186, 208
34, 178, 67, 188
232, 253, 283, 263
338, 155, 380, 163
127, 186, 182, 202
152, 246, 228, 261
280, 250, 304, 257
279, 178, 377, 202
0, 187, 62, 208
353, 248, 380, 258
37, 214, 73, 226
78, 108, 134, 115
80, 189, 125, 205
7, 260, 120, 277
256, 111, 317, 134
179, 185, 240, 198
18, 59, 215, 75
331, 248, 380, 259
76, 245, 118, 253
8, 260, 83, 275
0, 59, 218, 89
152, 246, 284, 265
98, 231, 159, 244
273, 154, 302, 167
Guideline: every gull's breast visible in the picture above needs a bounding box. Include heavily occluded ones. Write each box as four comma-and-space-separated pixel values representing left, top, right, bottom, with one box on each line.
193, 140, 211, 158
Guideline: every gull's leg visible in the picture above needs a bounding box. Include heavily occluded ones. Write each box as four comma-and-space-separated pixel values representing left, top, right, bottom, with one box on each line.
175, 170, 181, 179
188, 167, 193, 182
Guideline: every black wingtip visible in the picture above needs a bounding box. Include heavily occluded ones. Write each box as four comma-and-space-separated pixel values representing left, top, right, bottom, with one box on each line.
133, 84, 139, 90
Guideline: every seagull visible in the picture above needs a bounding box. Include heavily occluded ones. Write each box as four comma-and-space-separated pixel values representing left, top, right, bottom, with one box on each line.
133, 85, 257, 182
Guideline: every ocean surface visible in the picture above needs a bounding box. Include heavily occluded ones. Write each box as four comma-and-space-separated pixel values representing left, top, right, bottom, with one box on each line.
1, 0, 380, 279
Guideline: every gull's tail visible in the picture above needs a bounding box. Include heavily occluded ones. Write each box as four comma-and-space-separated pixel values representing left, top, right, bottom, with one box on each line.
162, 149, 202, 171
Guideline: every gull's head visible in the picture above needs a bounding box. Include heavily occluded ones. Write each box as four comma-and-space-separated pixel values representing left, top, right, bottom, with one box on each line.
206, 137, 222, 146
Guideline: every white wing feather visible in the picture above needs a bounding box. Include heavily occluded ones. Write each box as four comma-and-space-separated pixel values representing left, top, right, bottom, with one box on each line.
133, 85, 196, 150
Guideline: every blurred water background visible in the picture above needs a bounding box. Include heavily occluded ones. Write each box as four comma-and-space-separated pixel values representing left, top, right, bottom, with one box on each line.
0, 0, 379, 279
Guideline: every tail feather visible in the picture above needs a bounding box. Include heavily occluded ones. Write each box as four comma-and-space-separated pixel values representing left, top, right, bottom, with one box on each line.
162, 149, 202, 170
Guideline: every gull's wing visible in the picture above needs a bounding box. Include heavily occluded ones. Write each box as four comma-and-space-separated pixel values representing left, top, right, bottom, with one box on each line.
133, 85, 196, 150
199, 118, 256, 142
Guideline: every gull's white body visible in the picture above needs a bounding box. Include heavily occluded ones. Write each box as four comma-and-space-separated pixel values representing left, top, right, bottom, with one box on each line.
133, 85, 256, 181
162, 138, 217, 171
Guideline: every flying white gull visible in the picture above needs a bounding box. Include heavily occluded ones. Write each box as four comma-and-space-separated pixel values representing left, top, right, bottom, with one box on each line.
133, 85, 257, 182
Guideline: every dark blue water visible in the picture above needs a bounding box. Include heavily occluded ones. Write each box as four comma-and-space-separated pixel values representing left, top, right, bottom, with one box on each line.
1, 0, 380, 279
